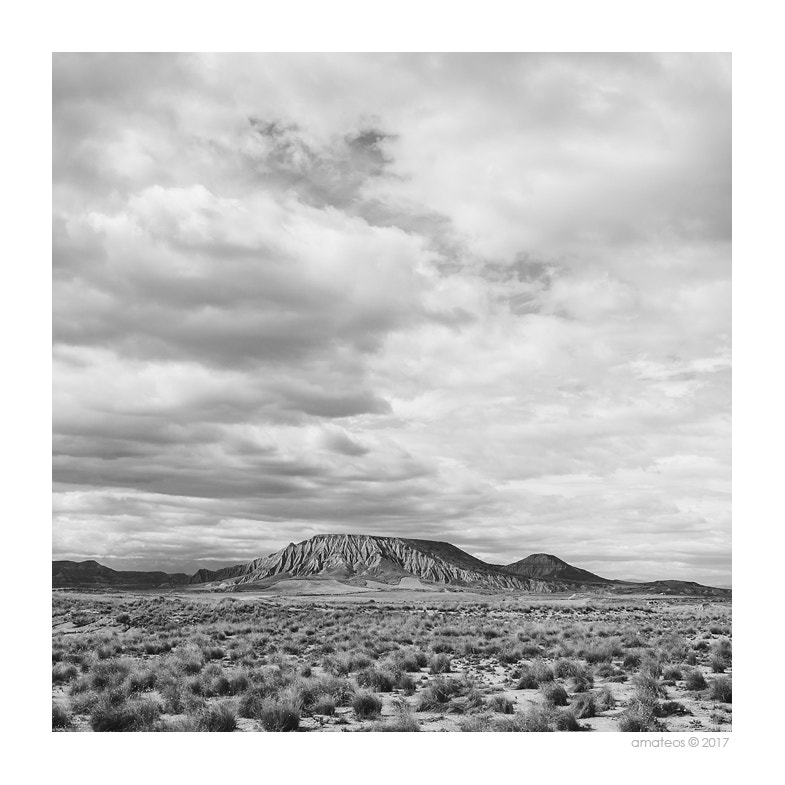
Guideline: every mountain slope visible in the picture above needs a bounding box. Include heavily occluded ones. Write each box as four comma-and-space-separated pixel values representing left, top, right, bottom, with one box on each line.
503, 553, 607, 584
189, 534, 565, 591
52, 560, 190, 588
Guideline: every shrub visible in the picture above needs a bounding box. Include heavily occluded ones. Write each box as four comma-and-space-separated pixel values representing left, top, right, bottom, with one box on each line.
52, 702, 71, 729
465, 688, 485, 710
459, 714, 493, 732
495, 708, 553, 732
657, 700, 690, 717
554, 659, 582, 679
196, 701, 238, 732
385, 708, 420, 732
90, 696, 161, 732
352, 691, 382, 719
595, 686, 616, 712
571, 672, 594, 693
530, 662, 555, 684
429, 654, 452, 674
398, 650, 428, 672
260, 701, 300, 731
662, 666, 682, 682
90, 659, 132, 692
684, 670, 707, 691
488, 695, 515, 714
554, 710, 582, 731
632, 672, 666, 703
53, 663, 79, 684
514, 668, 538, 690
571, 693, 596, 719
312, 696, 336, 716
622, 651, 642, 670
356, 667, 395, 693
618, 699, 660, 732
541, 683, 568, 706
710, 677, 732, 704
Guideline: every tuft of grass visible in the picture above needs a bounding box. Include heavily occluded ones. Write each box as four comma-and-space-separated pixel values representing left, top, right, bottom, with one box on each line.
459, 714, 493, 732
90, 695, 161, 732
710, 677, 732, 704
465, 688, 485, 711
618, 699, 660, 732
352, 691, 383, 719
632, 672, 666, 702
356, 666, 395, 693
488, 695, 515, 714
684, 670, 707, 691
196, 701, 238, 732
312, 696, 336, 716
428, 654, 452, 674
571, 693, 596, 719
259, 700, 300, 731
595, 685, 616, 712
657, 700, 690, 717
52, 702, 72, 729
541, 682, 568, 707
554, 710, 582, 731
494, 708, 554, 732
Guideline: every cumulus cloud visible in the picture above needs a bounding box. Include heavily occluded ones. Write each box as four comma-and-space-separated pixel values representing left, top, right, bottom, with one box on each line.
53, 53, 731, 584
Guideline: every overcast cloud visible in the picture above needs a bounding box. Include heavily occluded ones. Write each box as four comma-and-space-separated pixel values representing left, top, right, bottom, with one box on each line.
52, 53, 731, 584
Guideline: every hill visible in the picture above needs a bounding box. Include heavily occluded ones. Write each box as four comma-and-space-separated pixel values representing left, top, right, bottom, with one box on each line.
52, 535, 730, 597
503, 553, 607, 583
52, 560, 190, 588
189, 534, 565, 591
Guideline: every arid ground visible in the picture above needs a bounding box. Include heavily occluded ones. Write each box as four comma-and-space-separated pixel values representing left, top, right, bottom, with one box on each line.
52, 587, 732, 732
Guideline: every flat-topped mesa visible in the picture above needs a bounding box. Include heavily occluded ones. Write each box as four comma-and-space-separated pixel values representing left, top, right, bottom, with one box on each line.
188, 533, 566, 591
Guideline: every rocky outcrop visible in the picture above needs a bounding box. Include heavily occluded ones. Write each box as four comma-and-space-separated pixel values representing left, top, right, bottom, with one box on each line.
188, 534, 569, 591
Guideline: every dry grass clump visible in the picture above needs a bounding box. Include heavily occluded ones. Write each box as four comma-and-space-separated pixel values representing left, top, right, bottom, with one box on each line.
494, 708, 554, 732
356, 666, 396, 692
352, 691, 382, 719
416, 676, 464, 710
90, 694, 162, 732
488, 695, 515, 714
571, 693, 596, 719
195, 701, 238, 731
428, 653, 452, 674
53, 663, 79, 684
662, 666, 682, 682
595, 685, 616, 711
710, 677, 732, 703
52, 702, 72, 729
259, 700, 300, 731
541, 682, 568, 706
618, 699, 660, 732
684, 669, 707, 691
553, 710, 583, 731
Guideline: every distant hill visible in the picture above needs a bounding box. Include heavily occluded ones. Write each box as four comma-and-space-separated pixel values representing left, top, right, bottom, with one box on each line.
52, 560, 190, 588
503, 553, 607, 583
53, 535, 730, 597
190, 534, 564, 592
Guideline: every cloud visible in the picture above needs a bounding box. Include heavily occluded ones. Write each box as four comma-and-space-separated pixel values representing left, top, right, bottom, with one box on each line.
53, 54, 731, 585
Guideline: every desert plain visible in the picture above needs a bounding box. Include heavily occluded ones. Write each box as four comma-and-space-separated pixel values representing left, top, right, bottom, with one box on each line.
52, 584, 732, 732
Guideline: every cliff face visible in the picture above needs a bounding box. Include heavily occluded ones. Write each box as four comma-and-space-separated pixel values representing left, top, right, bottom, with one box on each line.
189, 534, 566, 592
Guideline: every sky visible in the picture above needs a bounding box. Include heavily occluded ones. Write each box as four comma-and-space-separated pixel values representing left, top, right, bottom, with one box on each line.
52, 53, 731, 585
